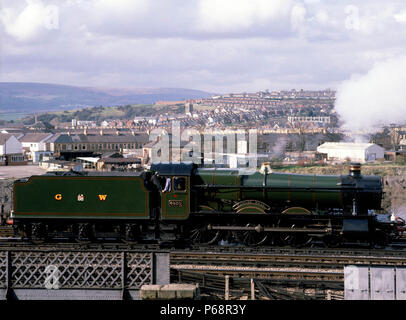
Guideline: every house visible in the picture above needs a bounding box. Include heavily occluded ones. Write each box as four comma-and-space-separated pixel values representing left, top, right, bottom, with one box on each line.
0, 134, 26, 166
19, 133, 53, 163
399, 131, 406, 150
317, 142, 384, 163
47, 132, 149, 161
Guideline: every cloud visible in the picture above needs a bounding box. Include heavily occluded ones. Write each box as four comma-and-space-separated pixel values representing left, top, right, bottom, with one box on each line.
0, 0, 59, 41
197, 0, 295, 33
1, 0, 406, 94
394, 10, 406, 23
291, 4, 306, 31
335, 55, 406, 132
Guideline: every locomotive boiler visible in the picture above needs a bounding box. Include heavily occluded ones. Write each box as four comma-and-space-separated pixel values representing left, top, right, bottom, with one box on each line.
10, 162, 403, 246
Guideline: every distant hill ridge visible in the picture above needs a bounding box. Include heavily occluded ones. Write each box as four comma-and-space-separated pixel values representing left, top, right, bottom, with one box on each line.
0, 82, 212, 113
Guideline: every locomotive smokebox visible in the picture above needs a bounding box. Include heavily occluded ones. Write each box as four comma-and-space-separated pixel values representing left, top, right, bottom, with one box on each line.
349, 162, 362, 177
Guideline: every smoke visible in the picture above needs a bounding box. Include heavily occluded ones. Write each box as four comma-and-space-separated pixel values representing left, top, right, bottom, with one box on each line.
335, 55, 406, 133
270, 135, 289, 158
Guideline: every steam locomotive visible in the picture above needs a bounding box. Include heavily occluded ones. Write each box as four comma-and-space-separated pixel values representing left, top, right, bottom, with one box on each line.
9, 162, 405, 246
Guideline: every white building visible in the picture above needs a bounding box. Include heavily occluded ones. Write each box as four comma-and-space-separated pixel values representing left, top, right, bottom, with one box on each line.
20, 133, 53, 163
317, 142, 384, 163
0, 134, 25, 165
203, 152, 269, 168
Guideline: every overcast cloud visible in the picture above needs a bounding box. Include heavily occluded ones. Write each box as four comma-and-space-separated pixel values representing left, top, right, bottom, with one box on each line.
1, 0, 406, 93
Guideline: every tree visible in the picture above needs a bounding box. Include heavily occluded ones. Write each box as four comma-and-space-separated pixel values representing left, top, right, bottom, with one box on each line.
288, 120, 309, 153
389, 129, 401, 151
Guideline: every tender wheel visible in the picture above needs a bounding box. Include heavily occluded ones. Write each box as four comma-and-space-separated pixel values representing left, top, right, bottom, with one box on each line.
189, 224, 220, 245
31, 223, 47, 243
76, 223, 93, 242
122, 224, 139, 243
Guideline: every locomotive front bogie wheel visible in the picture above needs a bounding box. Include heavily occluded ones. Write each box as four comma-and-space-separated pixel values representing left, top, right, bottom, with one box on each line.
322, 234, 342, 248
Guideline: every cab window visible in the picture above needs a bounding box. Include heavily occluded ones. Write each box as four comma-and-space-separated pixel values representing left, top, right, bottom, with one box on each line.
173, 177, 186, 192
162, 176, 171, 192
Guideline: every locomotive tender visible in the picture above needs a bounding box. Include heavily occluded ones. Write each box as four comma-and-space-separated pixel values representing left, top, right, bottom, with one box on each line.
10, 162, 404, 246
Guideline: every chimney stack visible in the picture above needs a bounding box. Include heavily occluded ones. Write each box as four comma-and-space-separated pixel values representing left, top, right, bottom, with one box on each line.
349, 162, 361, 178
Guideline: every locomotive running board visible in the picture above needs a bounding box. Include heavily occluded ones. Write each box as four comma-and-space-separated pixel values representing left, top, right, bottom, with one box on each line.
207, 224, 332, 234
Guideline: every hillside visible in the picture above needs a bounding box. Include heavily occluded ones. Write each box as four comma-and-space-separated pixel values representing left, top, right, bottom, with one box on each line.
0, 82, 212, 113
27, 104, 185, 124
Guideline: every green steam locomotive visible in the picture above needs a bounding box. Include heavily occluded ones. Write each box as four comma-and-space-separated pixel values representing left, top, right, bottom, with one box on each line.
10, 162, 404, 246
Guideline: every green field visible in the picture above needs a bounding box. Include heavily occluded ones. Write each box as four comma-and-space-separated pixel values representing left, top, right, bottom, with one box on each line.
21, 103, 185, 125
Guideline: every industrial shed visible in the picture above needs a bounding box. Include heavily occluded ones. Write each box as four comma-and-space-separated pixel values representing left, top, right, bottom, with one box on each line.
317, 142, 384, 163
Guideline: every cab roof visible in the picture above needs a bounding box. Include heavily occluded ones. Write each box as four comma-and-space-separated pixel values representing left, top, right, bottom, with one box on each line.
150, 162, 195, 176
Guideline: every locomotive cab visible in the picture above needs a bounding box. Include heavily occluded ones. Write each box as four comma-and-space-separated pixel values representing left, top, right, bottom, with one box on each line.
150, 163, 195, 221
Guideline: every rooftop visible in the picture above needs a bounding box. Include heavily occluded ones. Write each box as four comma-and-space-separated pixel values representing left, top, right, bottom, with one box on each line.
19, 133, 53, 143
317, 142, 380, 150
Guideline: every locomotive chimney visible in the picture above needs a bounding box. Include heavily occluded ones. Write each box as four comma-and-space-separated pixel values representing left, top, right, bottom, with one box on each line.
260, 162, 272, 175
349, 162, 361, 177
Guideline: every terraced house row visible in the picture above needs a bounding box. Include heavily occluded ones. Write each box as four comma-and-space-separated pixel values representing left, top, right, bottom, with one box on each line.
0, 131, 149, 165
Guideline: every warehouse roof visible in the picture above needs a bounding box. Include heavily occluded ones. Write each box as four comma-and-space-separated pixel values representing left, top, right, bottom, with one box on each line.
317, 142, 383, 150
51, 133, 149, 144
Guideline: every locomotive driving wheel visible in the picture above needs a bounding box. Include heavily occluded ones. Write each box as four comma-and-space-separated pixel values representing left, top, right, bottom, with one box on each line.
189, 206, 220, 245
189, 224, 220, 245
277, 221, 313, 247
234, 224, 268, 246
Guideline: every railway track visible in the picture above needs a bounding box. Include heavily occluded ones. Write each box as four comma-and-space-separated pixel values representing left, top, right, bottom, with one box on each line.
0, 226, 14, 237
171, 269, 344, 300
1, 236, 406, 254
171, 264, 343, 280
2, 238, 404, 300
170, 250, 406, 270
2, 233, 406, 278
168, 247, 406, 289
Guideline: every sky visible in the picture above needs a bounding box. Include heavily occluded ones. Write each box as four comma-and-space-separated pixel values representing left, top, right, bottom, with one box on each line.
1, 0, 406, 94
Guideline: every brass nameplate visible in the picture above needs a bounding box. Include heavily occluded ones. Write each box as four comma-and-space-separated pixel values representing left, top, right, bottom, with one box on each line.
168, 200, 183, 207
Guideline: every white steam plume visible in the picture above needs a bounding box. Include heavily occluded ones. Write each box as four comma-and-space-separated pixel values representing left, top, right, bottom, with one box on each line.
335, 56, 406, 133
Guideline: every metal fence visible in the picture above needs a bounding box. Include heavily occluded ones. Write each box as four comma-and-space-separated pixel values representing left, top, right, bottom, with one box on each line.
0, 249, 169, 300
344, 265, 406, 300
